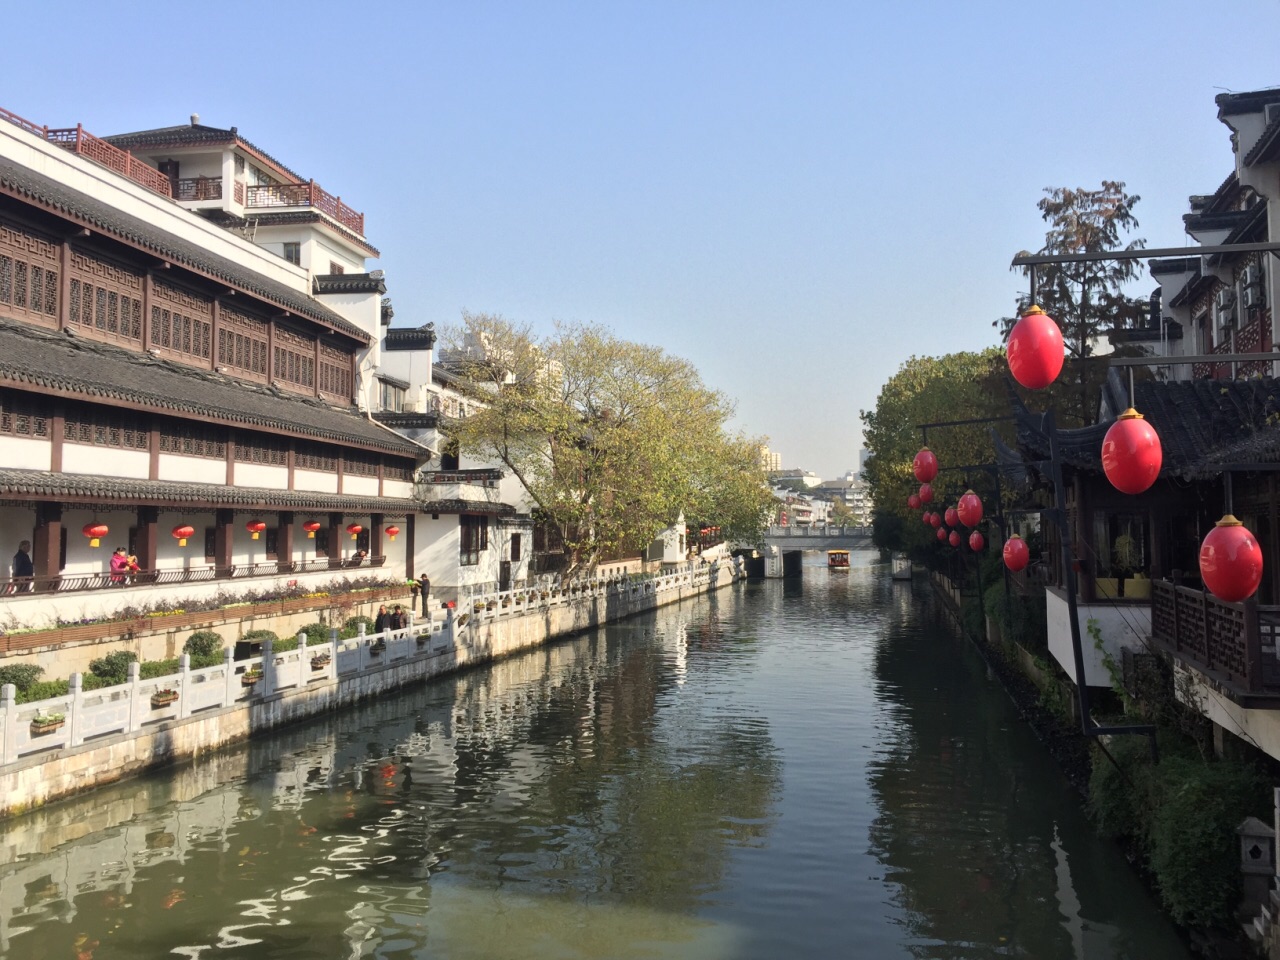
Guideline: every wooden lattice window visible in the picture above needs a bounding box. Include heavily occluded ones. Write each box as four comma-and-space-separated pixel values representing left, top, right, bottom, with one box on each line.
158, 421, 226, 459
64, 405, 148, 450
234, 434, 288, 466
383, 459, 413, 482
318, 342, 352, 400
273, 327, 315, 392
67, 250, 143, 344
0, 391, 49, 438
217, 308, 269, 380
0, 223, 59, 326
296, 443, 337, 472
343, 450, 379, 477
151, 281, 212, 362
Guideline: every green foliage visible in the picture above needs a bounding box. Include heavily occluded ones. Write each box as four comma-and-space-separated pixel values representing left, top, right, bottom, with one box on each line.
88, 650, 138, 684
298, 621, 333, 646
184, 630, 224, 658
0, 663, 43, 692
140, 658, 180, 680
17, 679, 69, 703
983, 581, 1048, 652
870, 509, 905, 554
241, 629, 279, 646
960, 593, 985, 641
274, 636, 299, 652
341, 615, 375, 640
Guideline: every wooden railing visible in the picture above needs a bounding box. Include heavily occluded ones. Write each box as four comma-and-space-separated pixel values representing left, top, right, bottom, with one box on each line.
1150, 579, 1280, 694
233, 179, 246, 204
245, 179, 365, 235
175, 176, 222, 201
0, 105, 48, 139
45, 125, 174, 198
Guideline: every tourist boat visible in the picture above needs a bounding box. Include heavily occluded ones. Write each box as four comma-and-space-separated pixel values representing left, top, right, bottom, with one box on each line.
827, 549, 850, 570
891, 553, 912, 581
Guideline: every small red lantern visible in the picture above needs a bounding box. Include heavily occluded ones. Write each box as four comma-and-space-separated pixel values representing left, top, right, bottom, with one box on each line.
930, 512, 942, 528
937, 526, 948, 542
1007, 305, 1064, 390
1003, 534, 1030, 572
346, 523, 363, 540
919, 483, 934, 505
907, 494, 921, 510
171, 524, 195, 547
1102, 408, 1162, 495
1199, 515, 1264, 603
948, 530, 961, 547
957, 490, 983, 528
302, 520, 322, 539
944, 506, 959, 528
922, 512, 932, 526
82, 523, 109, 548
969, 530, 985, 552
386, 525, 401, 542
245, 520, 267, 540
913, 448, 938, 483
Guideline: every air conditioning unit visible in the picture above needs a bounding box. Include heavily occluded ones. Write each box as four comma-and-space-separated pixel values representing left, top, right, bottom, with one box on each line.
1244, 263, 1263, 289
1245, 286, 1266, 309
1215, 287, 1236, 310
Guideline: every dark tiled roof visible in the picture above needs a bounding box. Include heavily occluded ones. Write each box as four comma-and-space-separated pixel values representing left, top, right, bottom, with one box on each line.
1183, 209, 1253, 233
314, 273, 386, 295
0, 157, 369, 343
384, 325, 436, 351
1245, 112, 1280, 166
1148, 257, 1200, 276
374, 411, 439, 430
1216, 89, 1280, 117
375, 372, 410, 389
0, 468, 414, 513
249, 212, 379, 256
0, 318, 420, 455
101, 124, 306, 183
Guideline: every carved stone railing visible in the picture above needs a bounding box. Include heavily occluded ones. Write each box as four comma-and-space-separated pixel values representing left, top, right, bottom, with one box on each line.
174, 176, 223, 201
1150, 579, 1280, 694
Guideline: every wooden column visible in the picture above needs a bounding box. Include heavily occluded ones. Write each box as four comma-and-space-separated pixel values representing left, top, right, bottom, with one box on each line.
287, 442, 296, 491
214, 508, 234, 578
405, 513, 415, 580
32, 502, 61, 589
313, 336, 321, 399
278, 511, 295, 572
210, 298, 222, 371
370, 512, 384, 560
136, 505, 159, 571
149, 424, 160, 481
225, 435, 236, 486
49, 402, 64, 473
58, 241, 72, 332
327, 512, 343, 569
142, 271, 154, 348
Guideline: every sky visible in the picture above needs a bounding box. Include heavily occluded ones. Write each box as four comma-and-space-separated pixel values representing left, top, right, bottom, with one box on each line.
7, 0, 1280, 478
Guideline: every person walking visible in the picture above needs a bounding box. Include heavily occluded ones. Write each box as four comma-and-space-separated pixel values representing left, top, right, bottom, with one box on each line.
12, 540, 32, 592
389, 604, 406, 630
374, 604, 391, 633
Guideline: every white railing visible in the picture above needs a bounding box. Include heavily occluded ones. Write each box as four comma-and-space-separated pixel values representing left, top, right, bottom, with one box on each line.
763, 525, 872, 539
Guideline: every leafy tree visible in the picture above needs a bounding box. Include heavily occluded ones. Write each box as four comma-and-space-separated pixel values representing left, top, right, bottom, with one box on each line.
1007, 182, 1148, 426
443, 312, 773, 571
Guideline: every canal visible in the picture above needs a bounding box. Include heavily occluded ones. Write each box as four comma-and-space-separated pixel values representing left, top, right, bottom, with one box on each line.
0, 553, 1191, 959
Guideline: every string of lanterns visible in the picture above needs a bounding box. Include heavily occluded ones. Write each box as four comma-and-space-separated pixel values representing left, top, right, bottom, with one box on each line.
906, 445, 988, 556
83, 519, 400, 552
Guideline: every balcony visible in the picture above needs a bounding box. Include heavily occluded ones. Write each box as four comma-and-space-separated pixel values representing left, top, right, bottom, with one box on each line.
245, 180, 364, 235
414, 469, 505, 506
174, 176, 223, 202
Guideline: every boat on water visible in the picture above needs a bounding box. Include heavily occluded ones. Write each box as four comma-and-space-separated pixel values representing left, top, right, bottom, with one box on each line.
891, 553, 912, 580
827, 549, 850, 570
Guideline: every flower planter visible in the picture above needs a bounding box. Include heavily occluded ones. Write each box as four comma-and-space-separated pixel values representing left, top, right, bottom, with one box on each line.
370, 640, 386, 655
30, 717, 64, 735
241, 672, 262, 687
310, 655, 331, 670
455, 613, 470, 628
150, 691, 179, 708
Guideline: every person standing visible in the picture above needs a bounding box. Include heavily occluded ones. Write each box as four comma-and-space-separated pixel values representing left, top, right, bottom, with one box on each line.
374, 604, 391, 633
12, 540, 32, 592
389, 604, 406, 630
416, 573, 431, 618
109, 547, 129, 585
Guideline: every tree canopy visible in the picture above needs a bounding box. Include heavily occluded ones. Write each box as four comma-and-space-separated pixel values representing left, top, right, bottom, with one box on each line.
442, 312, 774, 571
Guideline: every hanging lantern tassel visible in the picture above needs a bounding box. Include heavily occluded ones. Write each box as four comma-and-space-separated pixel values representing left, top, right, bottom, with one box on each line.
1006, 305, 1065, 390
957, 490, 983, 528
1199, 515, 1264, 603
969, 530, 985, 552
913, 448, 939, 483
1101, 408, 1162, 495
1003, 534, 1030, 572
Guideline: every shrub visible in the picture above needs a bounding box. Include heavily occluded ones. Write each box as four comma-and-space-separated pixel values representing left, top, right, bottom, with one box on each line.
190, 652, 222, 669
274, 635, 299, 652
184, 630, 224, 658
983, 582, 1048, 652
298, 622, 332, 646
0, 663, 43, 693
89, 650, 138, 685
17, 679, 69, 703
140, 658, 181, 680
241, 629, 279, 646
340, 615, 375, 640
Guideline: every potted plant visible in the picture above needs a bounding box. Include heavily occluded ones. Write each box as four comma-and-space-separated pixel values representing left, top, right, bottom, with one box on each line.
241, 667, 263, 687
30, 711, 65, 735
310, 652, 331, 670
486, 600, 497, 611
473, 601, 485, 613
455, 613, 470, 628
150, 688, 179, 708
370, 637, 387, 654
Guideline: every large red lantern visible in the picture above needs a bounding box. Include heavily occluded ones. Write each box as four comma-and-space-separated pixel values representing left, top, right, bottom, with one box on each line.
907, 493, 921, 510
82, 523, 109, 548
1102, 408, 1162, 495
245, 520, 267, 540
302, 520, 322, 539
913, 448, 938, 483
944, 506, 959, 528
948, 530, 962, 548
346, 523, 363, 540
1007, 305, 1064, 390
930, 512, 942, 528
386, 525, 401, 542
937, 526, 948, 542
171, 524, 195, 547
919, 483, 934, 505
1199, 515, 1264, 603
957, 490, 983, 528
1003, 534, 1030, 572
969, 530, 985, 552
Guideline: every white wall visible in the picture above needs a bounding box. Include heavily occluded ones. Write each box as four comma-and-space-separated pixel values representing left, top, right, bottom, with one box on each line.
61, 444, 149, 478
383, 480, 413, 499
1045, 587, 1151, 688
158, 454, 223, 484
234, 463, 289, 490
294, 469, 338, 494
343, 475, 379, 497
0, 436, 51, 471
1178, 661, 1280, 764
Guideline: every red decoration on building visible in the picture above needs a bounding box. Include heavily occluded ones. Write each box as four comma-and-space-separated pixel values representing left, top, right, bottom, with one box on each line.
1003, 534, 1030, 572
171, 524, 195, 547
302, 521, 322, 539
82, 523, 109, 548
929, 512, 942, 528
969, 530, 985, 552
956, 490, 983, 528
1199, 514, 1264, 603
1101, 408, 1162, 495
385, 525, 401, 542
1006, 305, 1064, 390
948, 530, 961, 547
936, 526, 948, 541
245, 520, 267, 540
913, 448, 939, 483
944, 506, 959, 528
919, 483, 934, 505
346, 523, 364, 540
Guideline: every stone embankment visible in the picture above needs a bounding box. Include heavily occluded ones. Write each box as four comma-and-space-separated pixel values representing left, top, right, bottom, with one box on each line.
0, 560, 738, 818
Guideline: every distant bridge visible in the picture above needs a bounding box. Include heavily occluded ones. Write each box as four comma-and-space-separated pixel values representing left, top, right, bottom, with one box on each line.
760, 525, 873, 551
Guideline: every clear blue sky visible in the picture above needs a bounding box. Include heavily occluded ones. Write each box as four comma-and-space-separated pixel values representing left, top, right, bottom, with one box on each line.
9, 1, 1280, 477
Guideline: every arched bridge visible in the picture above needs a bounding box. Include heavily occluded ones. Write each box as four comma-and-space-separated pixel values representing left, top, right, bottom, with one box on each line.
761, 525, 873, 551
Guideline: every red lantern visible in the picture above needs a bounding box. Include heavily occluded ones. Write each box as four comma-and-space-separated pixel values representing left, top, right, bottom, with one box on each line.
346, 523, 363, 540
922, 512, 932, 526
386, 525, 401, 542
245, 520, 267, 540
944, 506, 959, 528
969, 530, 985, 552
929, 512, 942, 528
171, 524, 195, 547
82, 523, 109, 548
957, 490, 983, 528
919, 483, 934, 505
302, 520, 322, 539
949, 530, 961, 547
913, 448, 938, 483
937, 526, 948, 542
1102, 408, 1162, 495
907, 494, 921, 510
1003, 534, 1030, 572
1199, 515, 1264, 603
1006, 305, 1064, 390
